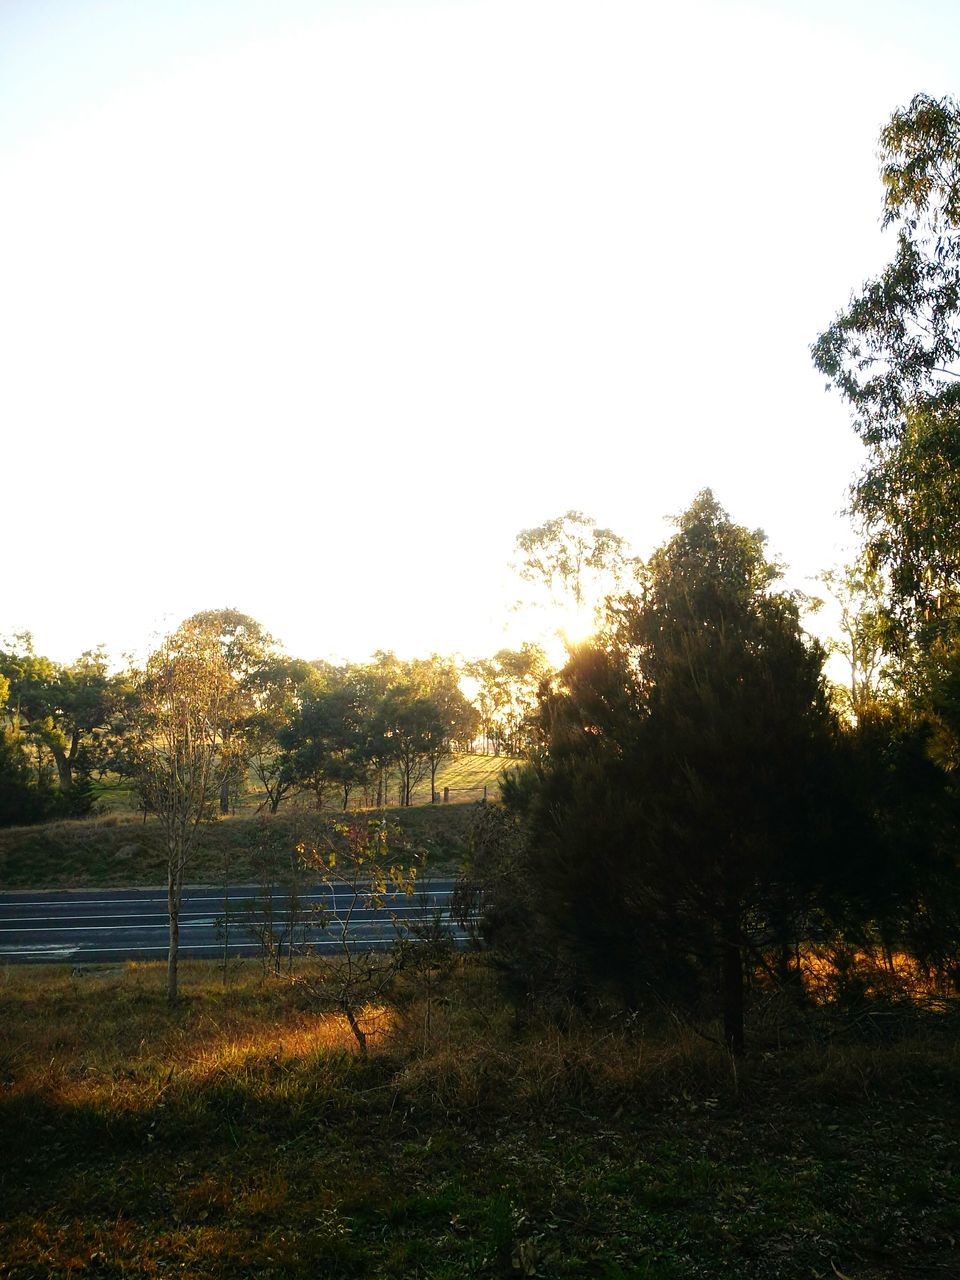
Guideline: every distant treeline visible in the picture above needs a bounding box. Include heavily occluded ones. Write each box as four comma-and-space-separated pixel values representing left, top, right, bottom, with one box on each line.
0, 619, 551, 828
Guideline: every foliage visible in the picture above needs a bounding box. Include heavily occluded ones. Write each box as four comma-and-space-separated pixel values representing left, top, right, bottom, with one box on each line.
279, 668, 377, 810
513, 509, 636, 618
407, 655, 480, 801
281, 654, 479, 809
244, 656, 321, 813
811, 97, 960, 994
484, 492, 854, 1053
511, 510, 638, 663
293, 818, 420, 1052
181, 609, 280, 814
134, 618, 239, 1000
818, 558, 896, 718
812, 93, 960, 637
0, 633, 131, 808
464, 644, 548, 755
0, 723, 58, 827
453, 798, 560, 1013
843, 701, 960, 977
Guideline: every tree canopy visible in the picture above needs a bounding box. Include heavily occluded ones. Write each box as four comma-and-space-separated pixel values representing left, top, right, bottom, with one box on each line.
483, 492, 853, 1053
134, 616, 239, 1001
512, 510, 636, 646
813, 93, 960, 635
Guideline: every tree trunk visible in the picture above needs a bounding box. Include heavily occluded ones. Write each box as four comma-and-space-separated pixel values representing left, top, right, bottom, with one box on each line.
50, 742, 72, 792
167, 865, 181, 1004
401, 760, 412, 806
775, 938, 804, 996
344, 1005, 367, 1055
221, 858, 230, 985
219, 771, 230, 815
722, 934, 744, 1057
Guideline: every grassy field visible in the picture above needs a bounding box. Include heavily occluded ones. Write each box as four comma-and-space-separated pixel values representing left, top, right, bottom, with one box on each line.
1, 960, 959, 1278
93, 753, 514, 818
0, 754, 516, 891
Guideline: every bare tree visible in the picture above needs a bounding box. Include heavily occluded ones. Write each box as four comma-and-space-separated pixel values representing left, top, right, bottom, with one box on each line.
295, 819, 418, 1053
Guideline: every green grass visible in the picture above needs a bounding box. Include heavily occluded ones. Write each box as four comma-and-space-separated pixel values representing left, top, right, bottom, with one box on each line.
93, 752, 514, 818
0, 753, 516, 890
0, 802, 477, 890
1, 961, 960, 1278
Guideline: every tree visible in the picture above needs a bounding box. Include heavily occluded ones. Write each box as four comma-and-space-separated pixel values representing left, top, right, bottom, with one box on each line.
373, 657, 478, 806
382, 683, 436, 807
0, 636, 127, 804
134, 619, 237, 1002
245, 656, 321, 813
0, 672, 60, 827
280, 676, 369, 811
812, 94, 960, 639
512, 511, 636, 645
493, 492, 848, 1054
410, 656, 479, 801
349, 656, 401, 808
464, 644, 548, 755
819, 559, 895, 719
293, 818, 419, 1053
811, 98, 960, 986
182, 609, 278, 813
842, 698, 959, 977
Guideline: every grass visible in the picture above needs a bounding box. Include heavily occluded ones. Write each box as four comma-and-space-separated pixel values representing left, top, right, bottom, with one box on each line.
1, 960, 960, 1278
0, 753, 516, 890
92, 753, 513, 818
0, 802, 478, 891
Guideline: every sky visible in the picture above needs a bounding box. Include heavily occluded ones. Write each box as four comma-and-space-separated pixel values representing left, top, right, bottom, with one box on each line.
2, 0, 958, 666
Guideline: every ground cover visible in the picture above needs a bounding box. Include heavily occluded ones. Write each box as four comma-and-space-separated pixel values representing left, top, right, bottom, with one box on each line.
1, 961, 959, 1278
0, 802, 475, 891
92, 753, 514, 819
0, 753, 513, 891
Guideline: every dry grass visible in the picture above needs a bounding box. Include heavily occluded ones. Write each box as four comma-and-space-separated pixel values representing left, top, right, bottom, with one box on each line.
801, 943, 953, 1004
2, 959, 960, 1278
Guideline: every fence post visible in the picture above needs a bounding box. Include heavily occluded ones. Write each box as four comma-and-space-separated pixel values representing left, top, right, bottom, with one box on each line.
483, 785, 487, 802
443, 786, 449, 803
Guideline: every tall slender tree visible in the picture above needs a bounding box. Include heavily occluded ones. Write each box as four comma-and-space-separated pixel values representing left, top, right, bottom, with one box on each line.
135, 619, 237, 1002
813, 93, 960, 644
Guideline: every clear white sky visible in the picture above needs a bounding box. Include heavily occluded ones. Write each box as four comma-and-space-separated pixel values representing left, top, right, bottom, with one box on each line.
2, 0, 957, 665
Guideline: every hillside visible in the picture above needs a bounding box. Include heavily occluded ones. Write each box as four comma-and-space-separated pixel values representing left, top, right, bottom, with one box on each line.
0, 754, 516, 891
0, 805, 478, 891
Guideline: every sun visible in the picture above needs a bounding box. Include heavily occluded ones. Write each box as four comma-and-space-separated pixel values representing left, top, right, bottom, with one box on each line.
556, 602, 598, 648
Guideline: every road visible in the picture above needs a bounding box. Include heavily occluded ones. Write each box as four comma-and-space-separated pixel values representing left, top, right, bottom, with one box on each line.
0, 880, 463, 964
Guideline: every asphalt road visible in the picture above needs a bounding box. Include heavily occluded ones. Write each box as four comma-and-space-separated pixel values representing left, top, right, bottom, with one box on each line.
0, 880, 462, 965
